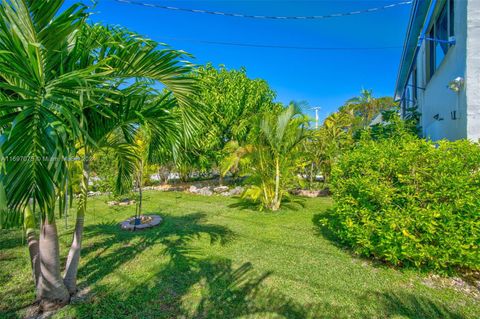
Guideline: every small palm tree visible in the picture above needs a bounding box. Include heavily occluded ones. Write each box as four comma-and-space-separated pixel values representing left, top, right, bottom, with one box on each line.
128, 92, 185, 223
242, 104, 309, 211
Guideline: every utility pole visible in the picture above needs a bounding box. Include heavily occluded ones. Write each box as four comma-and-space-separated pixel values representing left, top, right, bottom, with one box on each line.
311, 107, 321, 129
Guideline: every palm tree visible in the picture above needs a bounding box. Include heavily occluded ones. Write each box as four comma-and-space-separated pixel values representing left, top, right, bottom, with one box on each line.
63, 89, 188, 294
125, 92, 184, 225
0, 0, 195, 308
344, 89, 395, 130
242, 103, 309, 211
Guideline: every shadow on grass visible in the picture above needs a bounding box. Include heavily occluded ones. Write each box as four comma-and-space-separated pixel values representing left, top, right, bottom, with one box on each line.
227, 199, 259, 211
78, 212, 233, 287
359, 291, 466, 319
312, 208, 344, 247
228, 196, 306, 212
0, 229, 24, 251
70, 211, 324, 318
66, 211, 468, 319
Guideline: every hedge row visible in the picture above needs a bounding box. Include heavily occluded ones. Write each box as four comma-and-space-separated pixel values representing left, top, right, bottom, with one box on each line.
330, 136, 480, 272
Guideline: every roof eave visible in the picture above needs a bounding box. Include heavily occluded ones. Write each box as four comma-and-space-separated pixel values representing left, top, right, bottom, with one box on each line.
394, 0, 433, 101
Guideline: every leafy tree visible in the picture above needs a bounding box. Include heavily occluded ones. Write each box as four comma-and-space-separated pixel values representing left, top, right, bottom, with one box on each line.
190, 64, 279, 182
0, 0, 194, 308
89, 147, 118, 193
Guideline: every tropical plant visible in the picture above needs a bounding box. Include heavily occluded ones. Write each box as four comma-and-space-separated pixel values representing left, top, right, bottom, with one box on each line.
304, 90, 395, 187
220, 140, 254, 179
64, 88, 193, 295
343, 88, 396, 131
128, 93, 185, 221
0, 0, 194, 308
241, 103, 309, 211
316, 110, 355, 184
301, 110, 354, 187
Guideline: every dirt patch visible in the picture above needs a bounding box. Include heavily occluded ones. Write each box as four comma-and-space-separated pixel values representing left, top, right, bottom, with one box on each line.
422, 272, 480, 299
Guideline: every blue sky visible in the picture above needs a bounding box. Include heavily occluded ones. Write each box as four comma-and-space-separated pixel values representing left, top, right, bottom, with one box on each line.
69, 0, 412, 120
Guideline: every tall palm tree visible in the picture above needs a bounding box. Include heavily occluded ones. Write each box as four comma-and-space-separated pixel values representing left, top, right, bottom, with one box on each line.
0, 0, 195, 308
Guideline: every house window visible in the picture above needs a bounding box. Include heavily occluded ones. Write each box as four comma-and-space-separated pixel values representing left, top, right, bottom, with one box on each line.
435, 5, 449, 69
412, 67, 418, 104
406, 75, 412, 107
449, 0, 455, 36
426, 0, 455, 81
402, 65, 418, 118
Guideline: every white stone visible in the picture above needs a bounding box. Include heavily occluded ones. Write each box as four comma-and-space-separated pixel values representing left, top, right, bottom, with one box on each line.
213, 186, 229, 193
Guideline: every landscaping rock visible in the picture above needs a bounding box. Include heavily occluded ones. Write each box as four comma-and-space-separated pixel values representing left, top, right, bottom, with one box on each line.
197, 187, 213, 196
213, 186, 229, 193
118, 200, 135, 206
188, 185, 214, 196
120, 214, 163, 231
108, 199, 136, 206
291, 188, 330, 198
227, 186, 244, 196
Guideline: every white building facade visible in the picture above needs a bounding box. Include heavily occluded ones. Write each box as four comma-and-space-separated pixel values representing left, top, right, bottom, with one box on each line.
395, 0, 480, 141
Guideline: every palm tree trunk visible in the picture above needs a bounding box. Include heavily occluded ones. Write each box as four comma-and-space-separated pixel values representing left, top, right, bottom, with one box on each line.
262, 182, 269, 206
273, 157, 280, 211
138, 163, 143, 217
163, 169, 169, 185
38, 218, 70, 309
309, 162, 314, 189
23, 205, 40, 287
25, 205, 40, 287
26, 229, 40, 287
63, 157, 89, 294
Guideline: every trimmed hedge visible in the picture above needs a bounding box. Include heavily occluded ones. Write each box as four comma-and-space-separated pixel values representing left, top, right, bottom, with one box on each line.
330, 135, 480, 272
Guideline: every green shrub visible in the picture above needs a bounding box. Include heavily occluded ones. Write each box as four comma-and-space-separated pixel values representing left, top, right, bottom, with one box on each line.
330, 135, 480, 272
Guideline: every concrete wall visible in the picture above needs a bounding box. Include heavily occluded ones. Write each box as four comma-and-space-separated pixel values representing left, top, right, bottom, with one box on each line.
465, 0, 480, 142
416, 0, 468, 141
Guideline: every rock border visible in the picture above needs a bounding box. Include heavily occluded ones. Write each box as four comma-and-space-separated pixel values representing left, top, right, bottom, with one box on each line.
290, 188, 331, 198
188, 185, 243, 197
120, 214, 163, 231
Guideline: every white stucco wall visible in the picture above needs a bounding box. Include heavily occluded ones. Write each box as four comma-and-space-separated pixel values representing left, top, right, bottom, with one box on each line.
465, 0, 480, 142
416, 0, 468, 141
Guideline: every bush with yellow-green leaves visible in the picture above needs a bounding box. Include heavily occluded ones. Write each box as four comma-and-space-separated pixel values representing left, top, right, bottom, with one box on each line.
330, 135, 480, 272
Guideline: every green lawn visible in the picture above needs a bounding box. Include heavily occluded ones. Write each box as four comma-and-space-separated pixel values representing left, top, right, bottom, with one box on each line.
1, 192, 478, 318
